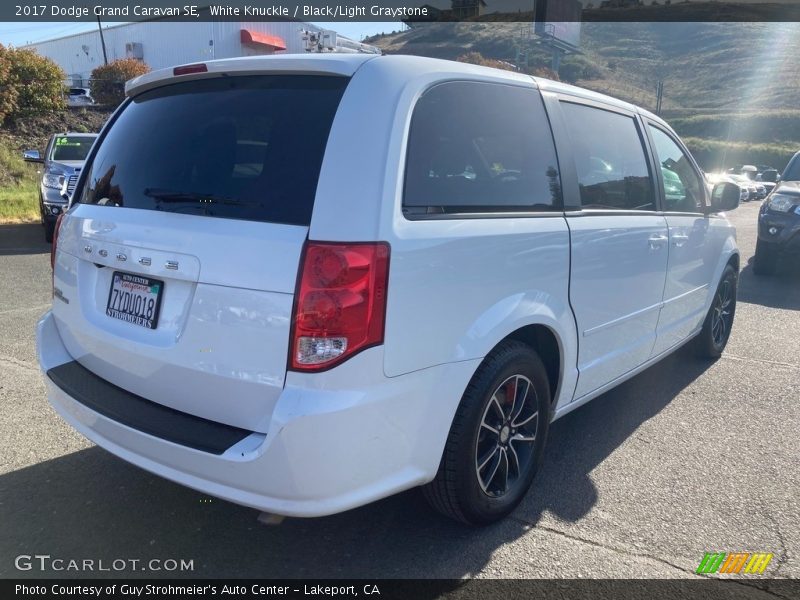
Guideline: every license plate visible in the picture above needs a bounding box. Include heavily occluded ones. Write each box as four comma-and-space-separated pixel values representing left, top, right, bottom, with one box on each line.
106, 271, 164, 330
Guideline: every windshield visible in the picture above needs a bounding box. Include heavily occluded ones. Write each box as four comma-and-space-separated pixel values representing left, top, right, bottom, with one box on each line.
50, 136, 95, 162
761, 170, 779, 182
80, 75, 348, 226
783, 155, 800, 182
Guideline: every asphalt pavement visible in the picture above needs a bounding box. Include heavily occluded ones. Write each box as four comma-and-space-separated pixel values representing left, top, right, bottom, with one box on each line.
0, 203, 798, 586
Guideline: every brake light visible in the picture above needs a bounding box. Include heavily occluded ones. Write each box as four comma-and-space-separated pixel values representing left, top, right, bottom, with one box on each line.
290, 241, 390, 371
173, 63, 207, 76
50, 213, 64, 271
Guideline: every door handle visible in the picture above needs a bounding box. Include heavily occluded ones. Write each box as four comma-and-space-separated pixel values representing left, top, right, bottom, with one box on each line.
648, 234, 668, 250
672, 233, 689, 247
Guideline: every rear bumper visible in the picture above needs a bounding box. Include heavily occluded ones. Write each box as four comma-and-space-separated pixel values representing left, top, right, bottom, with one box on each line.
37, 311, 479, 517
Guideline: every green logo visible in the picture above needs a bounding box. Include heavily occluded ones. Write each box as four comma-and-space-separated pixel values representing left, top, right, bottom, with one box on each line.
697, 552, 773, 575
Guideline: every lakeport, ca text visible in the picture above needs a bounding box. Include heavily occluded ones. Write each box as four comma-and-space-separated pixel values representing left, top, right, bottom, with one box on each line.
16, 584, 381, 597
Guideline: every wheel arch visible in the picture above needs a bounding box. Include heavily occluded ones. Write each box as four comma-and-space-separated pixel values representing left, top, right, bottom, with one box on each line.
727, 251, 740, 272
495, 324, 563, 405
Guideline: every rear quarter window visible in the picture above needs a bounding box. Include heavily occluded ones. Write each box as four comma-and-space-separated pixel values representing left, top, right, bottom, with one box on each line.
80, 75, 348, 226
784, 154, 800, 182
403, 81, 562, 216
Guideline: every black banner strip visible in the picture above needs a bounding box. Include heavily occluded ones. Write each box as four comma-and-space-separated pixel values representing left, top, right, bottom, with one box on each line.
4, 1, 800, 23
5, 579, 800, 600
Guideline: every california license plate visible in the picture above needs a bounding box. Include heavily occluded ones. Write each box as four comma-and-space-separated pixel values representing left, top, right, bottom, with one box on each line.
106, 272, 164, 330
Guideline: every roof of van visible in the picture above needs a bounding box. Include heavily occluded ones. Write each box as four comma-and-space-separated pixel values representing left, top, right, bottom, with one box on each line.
125, 54, 669, 128
125, 54, 379, 96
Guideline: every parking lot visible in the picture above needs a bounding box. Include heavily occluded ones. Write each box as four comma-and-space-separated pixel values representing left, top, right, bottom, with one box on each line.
0, 201, 798, 582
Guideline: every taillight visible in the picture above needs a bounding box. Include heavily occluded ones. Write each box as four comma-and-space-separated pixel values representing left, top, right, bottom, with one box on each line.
290, 241, 390, 371
50, 213, 64, 270
173, 63, 207, 76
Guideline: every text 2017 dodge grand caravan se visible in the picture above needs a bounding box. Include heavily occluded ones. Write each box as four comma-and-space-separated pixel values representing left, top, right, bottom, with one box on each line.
37, 55, 742, 525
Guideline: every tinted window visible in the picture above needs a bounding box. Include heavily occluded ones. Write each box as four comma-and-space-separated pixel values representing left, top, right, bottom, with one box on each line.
648, 125, 705, 212
403, 82, 561, 214
561, 102, 654, 211
51, 136, 95, 162
784, 154, 800, 182
80, 75, 348, 226
760, 169, 779, 183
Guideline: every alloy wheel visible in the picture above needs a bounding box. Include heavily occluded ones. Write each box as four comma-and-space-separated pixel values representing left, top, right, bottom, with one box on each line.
711, 278, 734, 347
475, 374, 539, 497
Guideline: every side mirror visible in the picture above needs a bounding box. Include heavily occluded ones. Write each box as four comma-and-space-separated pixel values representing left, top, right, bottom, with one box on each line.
710, 181, 741, 212
23, 149, 43, 163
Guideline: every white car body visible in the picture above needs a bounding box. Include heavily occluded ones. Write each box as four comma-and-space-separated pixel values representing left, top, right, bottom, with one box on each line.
67, 87, 94, 106
37, 54, 739, 518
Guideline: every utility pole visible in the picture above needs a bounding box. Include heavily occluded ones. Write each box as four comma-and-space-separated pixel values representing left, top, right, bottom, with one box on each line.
97, 15, 108, 65
552, 47, 564, 73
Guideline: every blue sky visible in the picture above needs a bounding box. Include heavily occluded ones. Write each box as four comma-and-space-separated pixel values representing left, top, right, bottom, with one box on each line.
0, 22, 400, 47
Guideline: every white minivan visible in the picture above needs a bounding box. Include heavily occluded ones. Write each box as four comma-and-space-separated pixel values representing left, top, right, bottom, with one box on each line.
37, 54, 741, 525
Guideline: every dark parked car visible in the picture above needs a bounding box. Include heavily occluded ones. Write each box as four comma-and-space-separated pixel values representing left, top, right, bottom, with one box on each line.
24, 132, 98, 242
757, 168, 781, 196
732, 165, 768, 199
754, 151, 800, 275
729, 173, 760, 201
755, 164, 777, 175
704, 171, 750, 204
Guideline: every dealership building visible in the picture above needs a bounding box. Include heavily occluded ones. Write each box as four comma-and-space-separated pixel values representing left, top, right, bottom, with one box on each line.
24, 20, 381, 87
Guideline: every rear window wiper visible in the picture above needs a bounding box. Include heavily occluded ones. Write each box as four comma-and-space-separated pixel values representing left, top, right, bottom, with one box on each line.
143, 188, 244, 206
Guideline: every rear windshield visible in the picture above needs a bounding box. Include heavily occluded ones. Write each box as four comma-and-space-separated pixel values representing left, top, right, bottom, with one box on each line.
51, 136, 95, 162
79, 75, 348, 226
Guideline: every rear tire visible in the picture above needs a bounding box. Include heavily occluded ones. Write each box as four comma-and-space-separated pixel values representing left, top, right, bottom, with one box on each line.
423, 341, 551, 525
695, 264, 737, 359
753, 239, 778, 276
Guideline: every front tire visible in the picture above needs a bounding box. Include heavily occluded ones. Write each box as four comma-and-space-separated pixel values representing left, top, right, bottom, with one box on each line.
695, 264, 737, 359
423, 341, 551, 525
753, 239, 778, 276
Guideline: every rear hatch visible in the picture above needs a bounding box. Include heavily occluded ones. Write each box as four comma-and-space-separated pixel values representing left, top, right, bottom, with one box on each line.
52, 74, 349, 433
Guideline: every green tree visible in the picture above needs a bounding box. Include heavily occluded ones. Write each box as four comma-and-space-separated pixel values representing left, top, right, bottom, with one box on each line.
0, 45, 16, 125
0, 45, 64, 125
90, 59, 150, 106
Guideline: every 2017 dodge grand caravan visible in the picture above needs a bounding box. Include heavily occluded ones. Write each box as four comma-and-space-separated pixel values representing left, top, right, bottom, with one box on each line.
37, 55, 742, 525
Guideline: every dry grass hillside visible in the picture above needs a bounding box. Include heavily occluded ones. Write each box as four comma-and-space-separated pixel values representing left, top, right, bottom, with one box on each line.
370, 21, 800, 169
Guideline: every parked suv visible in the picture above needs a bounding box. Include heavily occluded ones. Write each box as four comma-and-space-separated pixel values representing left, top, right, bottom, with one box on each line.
67, 87, 94, 106
37, 55, 741, 525
24, 132, 98, 242
754, 151, 800, 275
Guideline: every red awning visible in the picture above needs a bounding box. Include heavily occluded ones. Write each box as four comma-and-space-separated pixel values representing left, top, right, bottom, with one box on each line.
240, 29, 287, 51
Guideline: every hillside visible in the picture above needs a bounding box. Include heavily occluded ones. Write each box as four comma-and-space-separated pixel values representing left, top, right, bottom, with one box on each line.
371, 22, 800, 110
0, 106, 114, 222
370, 22, 800, 169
